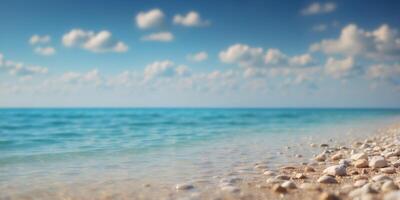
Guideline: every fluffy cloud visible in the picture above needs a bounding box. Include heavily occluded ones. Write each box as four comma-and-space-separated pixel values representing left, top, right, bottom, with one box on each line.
173, 11, 210, 27
301, 2, 336, 15
310, 24, 400, 61
62, 29, 128, 53
144, 60, 190, 81
0, 53, 48, 77
367, 64, 400, 87
187, 51, 208, 62
29, 34, 51, 45
60, 69, 103, 86
141, 32, 174, 42
136, 8, 164, 29
34, 46, 56, 56
220, 44, 314, 68
324, 57, 359, 79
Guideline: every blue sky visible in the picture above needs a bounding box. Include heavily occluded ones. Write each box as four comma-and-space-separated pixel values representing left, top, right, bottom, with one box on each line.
0, 0, 400, 107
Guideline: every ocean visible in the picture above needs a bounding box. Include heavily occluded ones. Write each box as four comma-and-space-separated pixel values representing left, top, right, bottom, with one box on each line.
1, 108, 400, 198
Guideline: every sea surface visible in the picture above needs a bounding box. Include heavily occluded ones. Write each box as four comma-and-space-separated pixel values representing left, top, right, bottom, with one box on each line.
1, 108, 400, 198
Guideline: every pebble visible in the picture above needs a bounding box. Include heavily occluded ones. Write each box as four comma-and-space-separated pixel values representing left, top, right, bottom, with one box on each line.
315, 153, 327, 162
351, 152, 368, 160
381, 181, 399, 192
331, 152, 343, 161
263, 170, 275, 176
339, 159, 351, 167
305, 166, 316, 172
369, 156, 388, 168
176, 183, 194, 190
372, 174, 392, 182
354, 159, 369, 168
317, 175, 338, 184
393, 160, 400, 167
320, 144, 329, 148
220, 185, 240, 193
381, 167, 396, 174
323, 165, 347, 176
280, 166, 296, 170
294, 173, 307, 179
275, 175, 291, 180
348, 183, 377, 198
281, 180, 296, 189
319, 192, 341, 200
272, 184, 287, 193
354, 180, 368, 187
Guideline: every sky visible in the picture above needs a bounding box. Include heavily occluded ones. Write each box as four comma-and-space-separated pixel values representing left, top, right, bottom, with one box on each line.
0, 0, 400, 108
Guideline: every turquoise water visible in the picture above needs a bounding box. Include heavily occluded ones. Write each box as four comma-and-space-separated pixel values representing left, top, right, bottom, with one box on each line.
1, 108, 400, 197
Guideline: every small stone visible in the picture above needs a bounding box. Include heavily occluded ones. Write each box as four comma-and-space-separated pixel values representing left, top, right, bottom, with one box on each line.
266, 178, 282, 184
305, 166, 316, 172
310, 143, 317, 147
348, 183, 377, 198
372, 174, 392, 182
296, 154, 303, 158
275, 175, 291, 180
340, 184, 354, 194
319, 192, 341, 200
351, 152, 368, 160
362, 168, 369, 174
281, 180, 296, 189
320, 144, 329, 148
339, 159, 351, 167
317, 175, 338, 184
263, 170, 275, 176
382, 181, 399, 192
331, 153, 343, 161
369, 156, 388, 168
354, 175, 369, 181
280, 166, 296, 170
355, 159, 369, 168
323, 165, 347, 176
384, 191, 400, 200
381, 167, 396, 174
254, 164, 268, 170
354, 180, 368, 187
349, 170, 359, 175
220, 186, 240, 193
272, 184, 287, 193
176, 183, 194, 190
315, 153, 327, 162
294, 173, 307, 179
392, 160, 400, 167
384, 149, 400, 158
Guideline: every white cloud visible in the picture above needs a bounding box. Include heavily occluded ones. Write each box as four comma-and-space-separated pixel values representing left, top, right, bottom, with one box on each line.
34, 46, 56, 56
144, 60, 190, 81
173, 11, 210, 27
0, 54, 48, 77
60, 69, 103, 86
187, 51, 208, 62
136, 8, 164, 29
62, 29, 128, 53
324, 57, 359, 79
310, 24, 400, 61
301, 2, 336, 15
367, 64, 400, 87
29, 34, 51, 45
220, 44, 314, 68
141, 32, 174, 42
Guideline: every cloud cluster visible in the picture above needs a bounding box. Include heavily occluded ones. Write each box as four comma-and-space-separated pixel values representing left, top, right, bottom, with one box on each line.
60, 69, 103, 86
62, 29, 128, 53
301, 2, 336, 15
219, 44, 314, 68
187, 51, 208, 62
141, 31, 174, 42
310, 24, 400, 61
324, 57, 359, 79
367, 64, 400, 88
29, 34, 56, 56
136, 9, 165, 29
29, 35, 51, 45
0, 53, 48, 77
173, 11, 210, 27
144, 60, 190, 81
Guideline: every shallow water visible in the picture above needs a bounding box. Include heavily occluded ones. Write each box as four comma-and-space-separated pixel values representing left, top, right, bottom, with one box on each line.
1, 108, 400, 199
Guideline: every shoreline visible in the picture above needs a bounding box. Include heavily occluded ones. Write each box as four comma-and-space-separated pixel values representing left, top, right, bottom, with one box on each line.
2, 122, 400, 199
